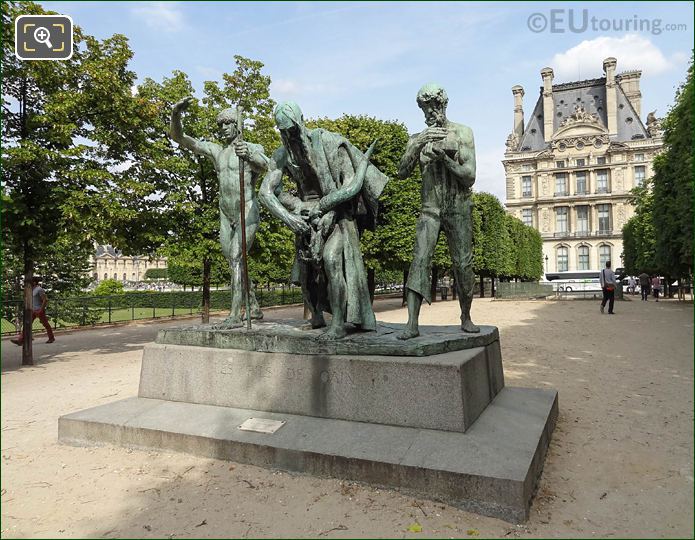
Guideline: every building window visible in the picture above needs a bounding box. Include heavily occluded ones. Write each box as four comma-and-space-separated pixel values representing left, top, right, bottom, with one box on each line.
576, 158, 585, 167
555, 207, 568, 234
597, 204, 611, 233
556, 160, 565, 168
576, 206, 589, 233
596, 156, 607, 165
113, 273, 118, 280
522, 209, 532, 226
554, 173, 568, 196
522, 163, 532, 172
123, 273, 127, 281
104, 273, 108, 280
521, 176, 532, 197
599, 245, 611, 268
596, 169, 609, 193
634, 165, 646, 186
634, 153, 644, 161
576, 171, 587, 194
557, 247, 569, 272
93, 272, 98, 280
578, 246, 590, 270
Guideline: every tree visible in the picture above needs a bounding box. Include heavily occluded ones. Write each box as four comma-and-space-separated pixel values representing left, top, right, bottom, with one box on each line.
472, 193, 512, 296
2, 1, 146, 364
651, 57, 693, 281
622, 185, 658, 275
94, 279, 124, 296
144, 268, 168, 280
502, 215, 543, 281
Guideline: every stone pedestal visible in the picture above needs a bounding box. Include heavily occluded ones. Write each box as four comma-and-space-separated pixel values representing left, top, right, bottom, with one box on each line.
59, 322, 558, 523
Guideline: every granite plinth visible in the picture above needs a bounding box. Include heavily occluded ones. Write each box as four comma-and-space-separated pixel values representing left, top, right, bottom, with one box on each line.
156, 320, 499, 357
59, 387, 558, 523
138, 340, 504, 432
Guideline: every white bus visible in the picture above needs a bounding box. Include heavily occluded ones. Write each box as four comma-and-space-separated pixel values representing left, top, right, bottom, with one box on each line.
542, 270, 602, 293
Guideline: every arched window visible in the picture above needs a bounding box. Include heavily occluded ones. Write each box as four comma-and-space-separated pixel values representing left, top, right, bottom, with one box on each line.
123, 273, 127, 281
93, 272, 98, 280
599, 245, 611, 268
113, 273, 118, 280
577, 246, 590, 270
557, 246, 569, 272
104, 273, 108, 280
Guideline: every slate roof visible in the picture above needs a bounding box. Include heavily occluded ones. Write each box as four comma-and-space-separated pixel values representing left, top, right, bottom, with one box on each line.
516, 77, 650, 153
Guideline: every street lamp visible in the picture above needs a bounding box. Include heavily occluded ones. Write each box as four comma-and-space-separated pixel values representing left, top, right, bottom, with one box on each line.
544, 255, 549, 272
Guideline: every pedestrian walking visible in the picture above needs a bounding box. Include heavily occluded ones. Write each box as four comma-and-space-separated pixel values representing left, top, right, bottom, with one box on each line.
11, 276, 55, 345
628, 276, 637, 295
638, 272, 650, 301
600, 261, 617, 315
652, 275, 662, 301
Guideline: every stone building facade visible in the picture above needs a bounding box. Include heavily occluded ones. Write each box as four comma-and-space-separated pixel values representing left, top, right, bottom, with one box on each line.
90, 245, 167, 283
503, 57, 662, 274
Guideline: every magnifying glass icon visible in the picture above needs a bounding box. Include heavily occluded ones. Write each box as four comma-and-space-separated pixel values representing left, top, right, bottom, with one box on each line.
33, 26, 53, 49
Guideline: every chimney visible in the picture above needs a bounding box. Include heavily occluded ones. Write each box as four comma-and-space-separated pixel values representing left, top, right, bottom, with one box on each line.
540, 67, 554, 142
617, 70, 642, 116
512, 85, 525, 139
603, 57, 618, 135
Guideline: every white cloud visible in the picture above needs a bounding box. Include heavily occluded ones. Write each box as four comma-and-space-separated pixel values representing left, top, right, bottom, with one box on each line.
550, 34, 682, 81
271, 79, 333, 100
195, 65, 223, 80
131, 2, 184, 32
475, 147, 507, 201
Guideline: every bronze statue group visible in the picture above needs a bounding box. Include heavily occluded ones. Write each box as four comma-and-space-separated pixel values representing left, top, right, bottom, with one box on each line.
171, 84, 479, 340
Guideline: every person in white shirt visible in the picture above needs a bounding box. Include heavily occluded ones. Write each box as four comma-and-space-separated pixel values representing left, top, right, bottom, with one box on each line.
599, 261, 617, 315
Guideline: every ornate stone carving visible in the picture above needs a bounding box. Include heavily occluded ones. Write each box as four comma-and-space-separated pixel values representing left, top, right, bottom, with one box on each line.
542, 209, 550, 232
505, 132, 519, 151
551, 134, 609, 151
646, 110, 663, 137
614, 168, 624, 191
559, 104, 600, 127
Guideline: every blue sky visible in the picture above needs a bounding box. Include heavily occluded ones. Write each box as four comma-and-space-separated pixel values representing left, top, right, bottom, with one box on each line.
43, 1, 693, 200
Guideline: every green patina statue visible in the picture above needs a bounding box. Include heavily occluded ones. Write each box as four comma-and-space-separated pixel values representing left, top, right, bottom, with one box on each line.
259, 101, 387, 340
398, 84, 479, 340
170, 97, 269, 328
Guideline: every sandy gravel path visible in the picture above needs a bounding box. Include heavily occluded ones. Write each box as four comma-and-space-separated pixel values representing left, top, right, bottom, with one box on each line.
1, 296, 692, 538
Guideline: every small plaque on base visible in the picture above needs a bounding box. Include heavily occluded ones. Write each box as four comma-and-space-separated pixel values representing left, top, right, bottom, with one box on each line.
238, 417, 286, 434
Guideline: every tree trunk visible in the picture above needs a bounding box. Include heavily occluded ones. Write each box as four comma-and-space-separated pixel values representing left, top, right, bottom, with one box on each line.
491, 276, 496, 298
367, 267, 375, 303
402, 268, 409, 306
202, 258, 211, 324
452, 276, 457, 300
479, 275, 485, 298
22, 253, 34, 366
430, 265, 439, 302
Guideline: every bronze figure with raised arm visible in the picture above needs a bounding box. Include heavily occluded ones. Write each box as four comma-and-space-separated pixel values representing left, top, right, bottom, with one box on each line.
170, 97, 269, 328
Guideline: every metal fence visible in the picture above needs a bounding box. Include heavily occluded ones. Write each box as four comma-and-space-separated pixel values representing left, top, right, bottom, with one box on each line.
1, 284, 403, 336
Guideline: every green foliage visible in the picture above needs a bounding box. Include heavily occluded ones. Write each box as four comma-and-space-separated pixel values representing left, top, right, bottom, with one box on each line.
621, 57, 693, 279
94, 279, 125, 296
2, 1, 146, 298
650, 57, 693, 278
472, 193, 512, 278
144, 268, 168, 280
503, 214, 543, 280
622, 185, 658, 274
